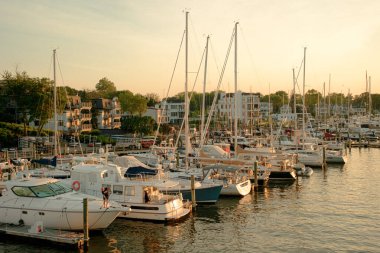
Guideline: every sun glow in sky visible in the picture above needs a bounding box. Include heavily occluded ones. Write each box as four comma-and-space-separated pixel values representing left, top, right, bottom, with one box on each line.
1, 0, 380, 98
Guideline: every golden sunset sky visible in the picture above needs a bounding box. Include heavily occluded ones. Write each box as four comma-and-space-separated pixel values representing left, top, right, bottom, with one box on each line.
1, 0, 379, 98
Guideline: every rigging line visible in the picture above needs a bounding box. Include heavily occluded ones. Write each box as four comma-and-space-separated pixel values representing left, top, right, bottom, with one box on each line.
153, 29, 186, 145
201, 26, 235, 146
209, 39, 221, 80
238, 24, 263, 87
175, 41, 207, 148
188, 15, 202, 58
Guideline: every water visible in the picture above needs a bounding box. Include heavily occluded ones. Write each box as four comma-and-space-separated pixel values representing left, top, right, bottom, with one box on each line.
1, 148, 379, 252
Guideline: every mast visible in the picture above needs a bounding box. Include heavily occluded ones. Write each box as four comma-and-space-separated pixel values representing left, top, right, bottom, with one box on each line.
200, 35, 209, 146
328, 74, 331, 118
324, 82, 326, 131
292, 68, 297, 130
302, 47, 306, 146
369, 76, 372, 118
184, 11, 189, 170
234, 22, 238, 153
269, 84, 273, 147
53, 49, 58, 157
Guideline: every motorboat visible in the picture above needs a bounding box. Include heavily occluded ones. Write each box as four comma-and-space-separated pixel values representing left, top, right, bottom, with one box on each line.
116, 155, 223, 204
68, 162, 191, 222
0, 176, 125, 231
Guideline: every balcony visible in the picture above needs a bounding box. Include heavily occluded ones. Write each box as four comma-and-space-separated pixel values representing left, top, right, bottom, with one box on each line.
81, 113, 92, 120
81, 124, 92, 132
81, 101, 92, 109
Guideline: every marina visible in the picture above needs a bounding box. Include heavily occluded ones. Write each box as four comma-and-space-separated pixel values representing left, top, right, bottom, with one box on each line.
1, 1, 380, 252
0, 148, 379, 252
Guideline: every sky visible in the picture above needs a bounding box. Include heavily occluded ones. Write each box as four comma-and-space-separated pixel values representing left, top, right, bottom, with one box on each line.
1, 0, 380, 98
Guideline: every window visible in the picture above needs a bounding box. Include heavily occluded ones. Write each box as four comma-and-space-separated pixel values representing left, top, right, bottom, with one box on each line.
12, 186, 36, 197
124, 186, 135, 196
58, 120, 64, 127
113, 185, 123, 195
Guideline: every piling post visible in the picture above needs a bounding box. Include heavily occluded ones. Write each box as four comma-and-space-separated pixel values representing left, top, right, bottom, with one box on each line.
176, 152, 179, 168
83, 198, 89, 250
254, 161, 259, 190
191, 175, 196, 209
322, 146, 327, 170
348, 139, 352, 152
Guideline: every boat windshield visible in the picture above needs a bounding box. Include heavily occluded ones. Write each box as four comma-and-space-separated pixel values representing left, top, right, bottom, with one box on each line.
12, 181, 72, 198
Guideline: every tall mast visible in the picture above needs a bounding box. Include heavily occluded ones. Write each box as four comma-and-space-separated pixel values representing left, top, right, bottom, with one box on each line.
200, 35, 209, 146
53, 49, 58, 157
292, 68, 297, 130
269, 84, 273, 147
302, 47, 306, 146
366, 71, 368, 115
323, 82, 326, 130
328, 74, 331, 117
234, 22, 238, 153
369, 76, 372, 118
184, 11, 189, 169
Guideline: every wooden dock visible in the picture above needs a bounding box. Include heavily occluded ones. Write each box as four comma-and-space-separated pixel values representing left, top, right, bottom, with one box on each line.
0, 223, 84, 248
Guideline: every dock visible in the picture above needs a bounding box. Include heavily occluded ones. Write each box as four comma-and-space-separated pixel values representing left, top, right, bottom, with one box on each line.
0, 223, 84, 248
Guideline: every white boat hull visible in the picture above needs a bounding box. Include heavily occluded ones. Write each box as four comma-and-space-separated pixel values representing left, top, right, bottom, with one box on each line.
220, 180, 251, 196
0, 195, 121, 230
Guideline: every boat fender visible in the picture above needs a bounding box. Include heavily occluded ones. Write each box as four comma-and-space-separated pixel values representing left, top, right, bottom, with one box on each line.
72, 180, 80, 191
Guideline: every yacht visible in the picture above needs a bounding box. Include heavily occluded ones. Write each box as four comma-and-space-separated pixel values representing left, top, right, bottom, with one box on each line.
0, 177, 125, 231
69, 163, 191, 222
116, 155, 223, 204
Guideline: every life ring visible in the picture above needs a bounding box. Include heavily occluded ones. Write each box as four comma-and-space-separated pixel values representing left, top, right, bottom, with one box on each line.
72, 180, 80, 191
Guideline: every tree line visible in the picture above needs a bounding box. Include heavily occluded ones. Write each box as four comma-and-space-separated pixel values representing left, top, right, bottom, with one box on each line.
1, 70, 379, 138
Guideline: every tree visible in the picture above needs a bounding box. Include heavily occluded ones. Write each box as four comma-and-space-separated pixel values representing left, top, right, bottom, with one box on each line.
146, 93, 160, 107
118, 90, 135, 115
1, 71, 60, 135
95, 77, 117, 98
121, 116, 156, 136
118, 91, 147, 116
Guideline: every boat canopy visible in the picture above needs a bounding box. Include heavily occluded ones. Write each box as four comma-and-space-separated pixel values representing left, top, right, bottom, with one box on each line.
124, 166, 158, 178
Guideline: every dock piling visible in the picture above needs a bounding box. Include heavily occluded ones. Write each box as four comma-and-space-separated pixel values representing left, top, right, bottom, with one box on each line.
83, 198, 89, 250
191, 175, 196, 209
254, 161, 259, 190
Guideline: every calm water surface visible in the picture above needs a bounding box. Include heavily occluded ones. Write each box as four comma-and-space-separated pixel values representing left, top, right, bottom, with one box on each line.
1, 148, 379, 252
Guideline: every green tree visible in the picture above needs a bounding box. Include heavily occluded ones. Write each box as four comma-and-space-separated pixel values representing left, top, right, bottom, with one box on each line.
305, 89, 322, 116
95, 77, 117, 98
146, 93, 160, 107
121, 116, 156, 136
118, 91, 147, 116
1, 71, 61, 135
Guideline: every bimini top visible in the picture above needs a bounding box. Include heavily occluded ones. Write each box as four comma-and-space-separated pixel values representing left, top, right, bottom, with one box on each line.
124, 166, 158, 178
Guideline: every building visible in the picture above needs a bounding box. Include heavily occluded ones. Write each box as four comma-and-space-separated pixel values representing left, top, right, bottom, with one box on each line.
216, 91, 261, 128
155, 100, 184, 124
92, 97, 122, 129
142, 106, 169, 124
34, 95, 93, 134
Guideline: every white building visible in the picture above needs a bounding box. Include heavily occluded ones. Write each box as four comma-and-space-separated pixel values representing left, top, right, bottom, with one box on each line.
33, 95, 92, 134
216, 91, 260, 127
143, 106, 169, 124
155, 100, 184, 124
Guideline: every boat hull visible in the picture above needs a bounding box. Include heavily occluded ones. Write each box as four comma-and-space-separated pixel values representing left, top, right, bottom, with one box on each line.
163, 184, 223, 204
